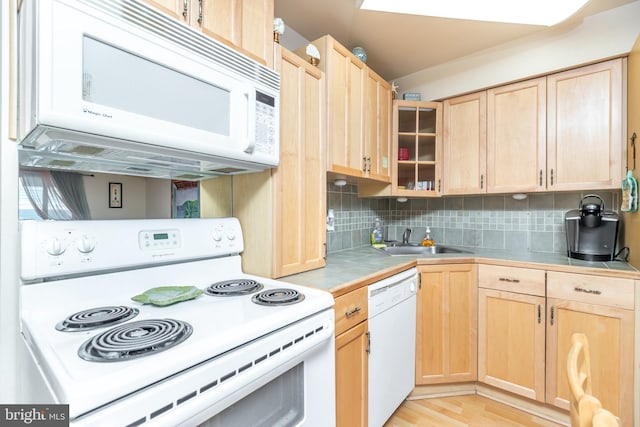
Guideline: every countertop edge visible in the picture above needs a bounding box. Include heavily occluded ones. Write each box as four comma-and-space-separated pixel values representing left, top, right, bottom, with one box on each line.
280, 247, 640, 296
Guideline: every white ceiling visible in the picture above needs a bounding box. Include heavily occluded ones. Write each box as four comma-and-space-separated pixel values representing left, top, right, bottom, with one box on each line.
274, 0, 638, 81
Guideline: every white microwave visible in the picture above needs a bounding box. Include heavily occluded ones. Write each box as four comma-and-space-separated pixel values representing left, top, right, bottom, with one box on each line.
18, 0, 280, 179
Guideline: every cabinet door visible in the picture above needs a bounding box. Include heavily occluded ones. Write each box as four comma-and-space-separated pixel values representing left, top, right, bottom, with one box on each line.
141, 0, 189, 23
545, 298, 634, 424
478, 288, 546, 401
364, 69, 391, 182
335, 320, 368, 427
197, 0, 238, 44
416, 264, 477, 384
487, 78, 546, 193
272, 46, 326, 277
547, 59, 624, 191
145, 0, 273, 66
239, 0, 273, 66
443, 91, 487, 194
325, 40, 366, 178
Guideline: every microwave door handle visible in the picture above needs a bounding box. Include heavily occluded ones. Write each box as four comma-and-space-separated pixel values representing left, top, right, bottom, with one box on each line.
243, 90, 256, 154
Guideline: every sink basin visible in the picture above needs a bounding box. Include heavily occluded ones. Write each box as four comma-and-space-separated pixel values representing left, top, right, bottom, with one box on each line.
377, 245, 472, 256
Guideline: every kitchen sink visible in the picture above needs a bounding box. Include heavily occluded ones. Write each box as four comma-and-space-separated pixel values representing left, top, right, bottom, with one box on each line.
377, 245, 472, 256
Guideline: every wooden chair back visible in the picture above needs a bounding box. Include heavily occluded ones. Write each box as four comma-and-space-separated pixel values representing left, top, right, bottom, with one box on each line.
567, 333, 620, 427
577, 394, 620, 427
567, 333, 593, 427
592, 407, 620, 427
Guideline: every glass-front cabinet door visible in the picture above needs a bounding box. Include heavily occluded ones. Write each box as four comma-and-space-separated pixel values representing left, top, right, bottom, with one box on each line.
393, 101, 442, 196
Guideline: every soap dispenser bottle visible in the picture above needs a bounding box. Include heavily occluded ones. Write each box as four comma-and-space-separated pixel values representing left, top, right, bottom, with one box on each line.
421, 227, 434, 247
371, 218, 383, 245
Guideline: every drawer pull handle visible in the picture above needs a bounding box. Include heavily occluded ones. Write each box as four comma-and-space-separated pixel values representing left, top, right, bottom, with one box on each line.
345, 306, 362, 318
574, 287, 602, 295
537, 304, 542, 324
498, 277, 520, 283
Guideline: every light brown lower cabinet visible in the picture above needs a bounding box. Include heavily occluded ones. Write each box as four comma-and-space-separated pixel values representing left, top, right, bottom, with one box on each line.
545, 271, 635, 425
335, 320, 368, 427
334, 287, 369, 427
416, 264, 477, 384
478, 266, 636, 426
478, 265, 546, 401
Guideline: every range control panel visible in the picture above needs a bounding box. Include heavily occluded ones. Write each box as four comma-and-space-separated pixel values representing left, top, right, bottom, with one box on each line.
20, 218, 243, 281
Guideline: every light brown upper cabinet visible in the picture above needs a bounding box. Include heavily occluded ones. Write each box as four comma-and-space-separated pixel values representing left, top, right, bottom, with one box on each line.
302, 35, 391, 183
364, 68, 392, 182
443, 58, 625, 195
142, 0, 274, 66
547, 58, 624, 191
487, 77, 546, 193
394, 101, 442, 196
443, 91, 487, 195
360, 100, 443, 198
232, 45, 326, 278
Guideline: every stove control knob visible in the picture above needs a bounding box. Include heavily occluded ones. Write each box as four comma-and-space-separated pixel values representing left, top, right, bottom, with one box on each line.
226, 232, 236, 241
213, 232, 223, 242
76, 235, 96, 254
46, 238, 66, 256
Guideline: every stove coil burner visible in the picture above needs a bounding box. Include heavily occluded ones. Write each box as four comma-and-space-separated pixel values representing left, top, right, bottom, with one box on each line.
78, 318, 192, 362
251, 288, 305, 306
56, 306, 139, 332
205, 279, 264, 296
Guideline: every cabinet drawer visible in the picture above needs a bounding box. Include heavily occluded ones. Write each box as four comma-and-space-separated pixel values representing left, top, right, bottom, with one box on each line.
334, 287, 368, 336
547, 271, 635, 310
478, 265, 545, 296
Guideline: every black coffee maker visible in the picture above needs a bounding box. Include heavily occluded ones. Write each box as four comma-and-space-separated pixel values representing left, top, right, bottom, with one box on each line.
565, 195, 620, 261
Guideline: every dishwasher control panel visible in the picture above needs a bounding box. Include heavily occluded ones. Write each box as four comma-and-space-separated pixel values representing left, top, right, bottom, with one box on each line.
367, 268, 417, 317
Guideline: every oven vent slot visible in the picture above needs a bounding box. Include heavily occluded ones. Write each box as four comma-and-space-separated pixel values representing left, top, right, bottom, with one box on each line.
127, 324, 325, 425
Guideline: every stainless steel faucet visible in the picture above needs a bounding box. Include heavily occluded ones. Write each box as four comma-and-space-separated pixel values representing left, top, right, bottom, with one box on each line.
402, 228, 412, 245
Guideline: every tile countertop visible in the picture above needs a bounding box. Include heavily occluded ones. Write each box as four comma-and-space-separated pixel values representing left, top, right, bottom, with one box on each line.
279, 246, 640, 298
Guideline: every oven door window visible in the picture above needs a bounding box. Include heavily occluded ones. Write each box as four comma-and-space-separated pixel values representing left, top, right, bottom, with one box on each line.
82, 36, 230, 135
200, 363, 304, 427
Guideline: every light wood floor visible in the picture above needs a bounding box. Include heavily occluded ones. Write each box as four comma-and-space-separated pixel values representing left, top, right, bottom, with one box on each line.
384, 395, 565, 427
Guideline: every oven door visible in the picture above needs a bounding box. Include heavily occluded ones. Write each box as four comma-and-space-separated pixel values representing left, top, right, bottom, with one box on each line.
70, 310, 335, 427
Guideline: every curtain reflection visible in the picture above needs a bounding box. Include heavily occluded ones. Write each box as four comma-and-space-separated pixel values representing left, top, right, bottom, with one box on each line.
19, 169, 91, 220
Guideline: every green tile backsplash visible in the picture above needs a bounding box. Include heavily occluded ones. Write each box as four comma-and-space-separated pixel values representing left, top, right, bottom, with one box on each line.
326, 180, 619, 255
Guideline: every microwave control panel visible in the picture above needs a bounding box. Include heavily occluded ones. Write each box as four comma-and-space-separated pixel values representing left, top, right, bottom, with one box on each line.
254, 91, 277, 156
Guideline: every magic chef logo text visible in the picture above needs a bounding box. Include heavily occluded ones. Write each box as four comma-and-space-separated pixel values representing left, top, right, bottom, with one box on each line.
1, 405, 68, 426
82, 107, 112, 119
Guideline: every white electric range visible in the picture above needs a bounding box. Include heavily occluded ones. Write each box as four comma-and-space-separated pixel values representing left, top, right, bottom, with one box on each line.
19, 218, 335, 427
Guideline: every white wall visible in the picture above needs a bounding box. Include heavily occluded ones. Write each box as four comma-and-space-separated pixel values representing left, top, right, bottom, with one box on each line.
146, 178, 171, 218
396, 1, 640, 100
84, 174, 146, 219
0, 0, 20, 403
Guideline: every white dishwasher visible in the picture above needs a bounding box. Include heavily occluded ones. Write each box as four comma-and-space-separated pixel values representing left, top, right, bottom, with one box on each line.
367, 267, 418, 427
